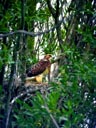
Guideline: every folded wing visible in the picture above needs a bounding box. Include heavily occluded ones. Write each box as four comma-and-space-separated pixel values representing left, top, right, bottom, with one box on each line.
26, 59, 51, 77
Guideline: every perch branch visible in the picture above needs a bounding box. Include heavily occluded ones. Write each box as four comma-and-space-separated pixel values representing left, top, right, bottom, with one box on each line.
10, 85, 49, 105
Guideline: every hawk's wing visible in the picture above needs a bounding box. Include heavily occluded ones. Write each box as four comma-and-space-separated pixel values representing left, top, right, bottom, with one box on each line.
26, 59, 51, 77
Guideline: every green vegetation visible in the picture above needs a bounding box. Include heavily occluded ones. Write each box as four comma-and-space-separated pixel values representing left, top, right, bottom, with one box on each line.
0, 0, 96, 128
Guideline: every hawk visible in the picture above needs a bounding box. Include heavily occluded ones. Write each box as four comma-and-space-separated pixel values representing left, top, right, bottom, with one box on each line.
26, 54, 52, 83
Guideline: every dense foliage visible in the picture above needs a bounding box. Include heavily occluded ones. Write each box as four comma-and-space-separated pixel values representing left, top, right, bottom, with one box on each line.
0, 0, 96, 128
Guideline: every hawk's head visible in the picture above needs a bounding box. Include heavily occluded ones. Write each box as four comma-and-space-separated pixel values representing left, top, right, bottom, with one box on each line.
44, 54, 52, 60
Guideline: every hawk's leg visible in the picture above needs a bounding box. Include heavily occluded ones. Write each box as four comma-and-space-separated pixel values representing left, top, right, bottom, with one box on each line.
48, 66, 51, 82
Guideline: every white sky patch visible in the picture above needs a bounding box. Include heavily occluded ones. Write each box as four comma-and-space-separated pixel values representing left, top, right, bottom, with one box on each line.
67, 0, 71, 4
36, 2, 40, 10
35, 0, 72, 57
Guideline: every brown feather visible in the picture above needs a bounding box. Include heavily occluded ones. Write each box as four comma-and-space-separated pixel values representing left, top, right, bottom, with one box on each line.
26, 56, 51, 77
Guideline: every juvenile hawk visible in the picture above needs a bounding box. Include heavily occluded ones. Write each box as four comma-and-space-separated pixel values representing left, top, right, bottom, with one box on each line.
26, 54, 51, 83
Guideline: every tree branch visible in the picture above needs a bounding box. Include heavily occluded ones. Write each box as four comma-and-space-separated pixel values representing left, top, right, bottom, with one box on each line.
44, 105, 60, 128
47, 0, 64, 52
46, 0, 56, 18
10, 87, 40, 105
56, 0, 60, 18
42, 94, 60, 128
0, 17, 64, 38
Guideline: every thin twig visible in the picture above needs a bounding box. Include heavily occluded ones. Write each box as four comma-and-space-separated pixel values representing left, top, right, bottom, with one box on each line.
42, 94, 60, 128
5, 104, 13, 128
44, 106, 60, 128
0, 17, 64, 38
